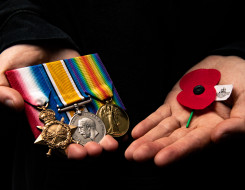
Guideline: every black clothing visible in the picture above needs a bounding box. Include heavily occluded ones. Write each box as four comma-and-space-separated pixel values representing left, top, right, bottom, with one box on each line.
1, 1, 245, 189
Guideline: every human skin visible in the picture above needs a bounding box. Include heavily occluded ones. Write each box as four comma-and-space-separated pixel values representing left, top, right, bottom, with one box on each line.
2, 44, 245, 166
125, 55, 245, 167
0, 44, 118, 159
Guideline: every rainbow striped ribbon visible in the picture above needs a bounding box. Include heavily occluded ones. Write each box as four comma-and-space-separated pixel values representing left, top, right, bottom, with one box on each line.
65, 54, 125, 113
6, 53, 125, 138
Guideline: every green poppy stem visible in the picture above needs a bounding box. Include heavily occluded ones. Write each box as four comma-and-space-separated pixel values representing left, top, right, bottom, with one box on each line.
186, 110, 194, 128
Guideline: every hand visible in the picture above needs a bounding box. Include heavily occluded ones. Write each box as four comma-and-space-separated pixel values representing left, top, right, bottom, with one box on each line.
0, 44, 118, 159
125, 55, 245, 167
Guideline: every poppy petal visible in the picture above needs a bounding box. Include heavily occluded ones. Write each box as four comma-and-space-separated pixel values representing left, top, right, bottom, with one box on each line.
177, 86, 216, 109
179, 69, 221, 91
177, 69, 221, 110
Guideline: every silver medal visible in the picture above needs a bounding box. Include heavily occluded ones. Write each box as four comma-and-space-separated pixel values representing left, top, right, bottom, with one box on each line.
58, 97, 106, 146
70, 112, 106, 145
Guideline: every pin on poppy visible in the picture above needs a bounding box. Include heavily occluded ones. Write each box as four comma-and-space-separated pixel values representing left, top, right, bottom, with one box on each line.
177, 69, 221, 127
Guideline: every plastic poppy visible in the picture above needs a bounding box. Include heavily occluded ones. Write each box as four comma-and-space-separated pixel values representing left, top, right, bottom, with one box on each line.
177, 69, 221, 110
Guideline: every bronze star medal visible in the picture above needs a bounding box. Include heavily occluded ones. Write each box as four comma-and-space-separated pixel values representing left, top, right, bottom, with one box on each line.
34, 104, 77, 156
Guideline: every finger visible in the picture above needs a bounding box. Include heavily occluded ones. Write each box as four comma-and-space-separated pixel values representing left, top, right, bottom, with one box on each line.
66, 136, 118, 159
65, 143, 88, 160
0, 86, 24, 111
125, 116, 181, 160
143, 116, 181, 139
136, 112, 224, 165
131, 126, 192, 162
212, 102, 231, 120
211, 117, 245, 142
211, 94, 245, 142
125, 137, 150, 161
66, 140, 106, 159
154, 126, 213, 167
84, 141, 103, 157
131, 104, 172, 139
100, 135, 119, 152
0, 72, 10, 86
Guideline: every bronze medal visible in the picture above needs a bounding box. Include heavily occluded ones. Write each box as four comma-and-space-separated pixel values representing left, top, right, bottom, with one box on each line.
35, 105, 77, 156
96, 100, 129, 137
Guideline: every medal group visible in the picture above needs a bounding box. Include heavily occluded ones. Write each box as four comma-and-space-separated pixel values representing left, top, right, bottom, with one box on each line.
6, 54, 129, 156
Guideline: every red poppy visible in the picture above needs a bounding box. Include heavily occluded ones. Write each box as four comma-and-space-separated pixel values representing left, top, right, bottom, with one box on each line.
177, 69, 221, 110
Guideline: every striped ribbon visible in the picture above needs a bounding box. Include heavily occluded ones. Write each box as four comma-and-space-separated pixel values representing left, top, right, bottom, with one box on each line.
44, 60, 86, 106
6, 53, 125, 138
65, 53, 125, 113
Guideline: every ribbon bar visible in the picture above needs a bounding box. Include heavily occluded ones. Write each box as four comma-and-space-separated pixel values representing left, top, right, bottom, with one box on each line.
57, 97, 92, 112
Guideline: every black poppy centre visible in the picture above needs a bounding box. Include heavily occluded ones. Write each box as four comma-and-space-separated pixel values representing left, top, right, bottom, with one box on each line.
193, 85, 205, 95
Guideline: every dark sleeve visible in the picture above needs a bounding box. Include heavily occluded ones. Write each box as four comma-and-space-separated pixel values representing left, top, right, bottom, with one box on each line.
208, 2, 245, 60
211, 42, 245, 60
0, 0, 80, 53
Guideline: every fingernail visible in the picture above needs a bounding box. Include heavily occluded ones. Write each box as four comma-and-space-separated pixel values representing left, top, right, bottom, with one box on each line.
4, 99, 14, 108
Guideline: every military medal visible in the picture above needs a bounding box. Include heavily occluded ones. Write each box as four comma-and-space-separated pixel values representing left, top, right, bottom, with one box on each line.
6, 53, 129, 155
34, 104, 77, 156
70, 111, 106, 145
96, 99, 129, 137
64, 54, 130, 137
58, 97, 106, 145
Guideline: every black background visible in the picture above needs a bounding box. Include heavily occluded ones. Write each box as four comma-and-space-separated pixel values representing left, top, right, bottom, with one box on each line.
2, 0, 245, 189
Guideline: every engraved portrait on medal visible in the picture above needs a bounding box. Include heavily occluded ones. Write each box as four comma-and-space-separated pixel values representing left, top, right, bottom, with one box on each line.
70, 112, 106, 146
77, 117, 99, 140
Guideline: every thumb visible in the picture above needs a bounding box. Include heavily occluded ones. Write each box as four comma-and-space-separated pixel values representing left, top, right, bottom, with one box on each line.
211, 117, 245, 142
0, 86, 24, 111
211, 94, 245, 142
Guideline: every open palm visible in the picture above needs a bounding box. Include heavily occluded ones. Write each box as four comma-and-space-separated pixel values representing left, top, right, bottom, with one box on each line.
125, 55, 245, 167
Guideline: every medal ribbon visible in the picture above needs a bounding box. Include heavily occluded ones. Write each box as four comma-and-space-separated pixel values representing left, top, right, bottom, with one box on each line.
5, 66, 50, 107
42, 60, 86, 107
6, 65, 56, 138
6, 61, 89, 137
6, 53, 125, 138
64, 53, 125, 112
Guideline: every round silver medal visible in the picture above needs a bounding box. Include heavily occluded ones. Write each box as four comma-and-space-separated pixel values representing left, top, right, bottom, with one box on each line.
69, 112, 106, 146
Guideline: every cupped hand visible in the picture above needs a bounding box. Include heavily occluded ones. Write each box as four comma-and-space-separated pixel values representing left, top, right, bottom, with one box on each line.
0, 44, 118, 159
125, 55, 245, 167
